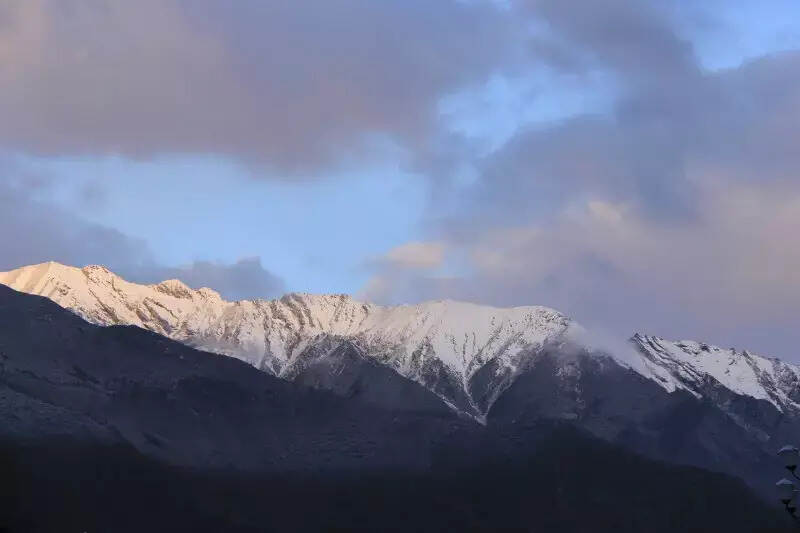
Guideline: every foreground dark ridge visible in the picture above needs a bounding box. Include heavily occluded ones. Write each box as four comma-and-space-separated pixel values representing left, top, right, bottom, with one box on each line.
1, 426, 792, 533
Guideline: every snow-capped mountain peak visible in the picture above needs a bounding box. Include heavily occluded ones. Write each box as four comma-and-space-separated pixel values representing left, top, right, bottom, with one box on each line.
632, 333, 800, 412
2, 261, 798, 419
0, 262, 572, 417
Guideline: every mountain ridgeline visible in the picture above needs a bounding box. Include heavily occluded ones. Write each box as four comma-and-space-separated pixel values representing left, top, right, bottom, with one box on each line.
0, 262, 573, 420
0, 283, 793, 532
2, 262, 800, 523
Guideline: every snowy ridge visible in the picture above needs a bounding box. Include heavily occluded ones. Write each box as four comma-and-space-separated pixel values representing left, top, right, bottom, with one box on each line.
2, 262, 798, 418
0, 262, 570, 417
632, 334, 800, 412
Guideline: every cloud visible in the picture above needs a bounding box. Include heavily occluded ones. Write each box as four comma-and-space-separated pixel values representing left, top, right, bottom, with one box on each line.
0, 0, 520, 172
523, 0, 698, 83
462, 183, 800, 319
365, 181, 800, 357
151, 258, 284, 301
448, 2, 800, 227
359, 241, 448, 303
0, 178, 153, 273
361, 0, 800, 359
383, 242, 445, 270
3, 0, 799, 359
0, 179, 284, 301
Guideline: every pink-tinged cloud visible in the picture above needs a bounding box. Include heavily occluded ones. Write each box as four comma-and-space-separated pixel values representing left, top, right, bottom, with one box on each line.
0, 0, 520, 172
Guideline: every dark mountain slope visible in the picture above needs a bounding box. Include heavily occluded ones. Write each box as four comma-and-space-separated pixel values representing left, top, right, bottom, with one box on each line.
0, 285, 793, 532
0, 423, 792, 533
0, 284, 468, 472
488, 345, 781, 498
287, 337, 456, 416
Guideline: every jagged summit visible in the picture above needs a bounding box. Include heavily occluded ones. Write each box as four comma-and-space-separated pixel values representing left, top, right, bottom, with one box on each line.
2, 261, 799, 419
154, 278, 194, 297
0, 262, 570, 418
632, 333, 800, 411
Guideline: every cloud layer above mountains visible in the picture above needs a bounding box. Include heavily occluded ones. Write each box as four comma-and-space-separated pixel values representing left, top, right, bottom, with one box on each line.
0, 0, 517, 172
1, 0, 799, 357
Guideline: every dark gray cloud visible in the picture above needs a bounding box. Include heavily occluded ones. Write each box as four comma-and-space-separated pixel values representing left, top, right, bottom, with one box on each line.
0, 0, 520, 172
0, 180, 284, 301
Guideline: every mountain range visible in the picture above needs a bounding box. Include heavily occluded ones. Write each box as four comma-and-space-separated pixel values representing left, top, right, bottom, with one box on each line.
0, 278, 790, 532
3, 262, 799, 421
1, 261, 799, 503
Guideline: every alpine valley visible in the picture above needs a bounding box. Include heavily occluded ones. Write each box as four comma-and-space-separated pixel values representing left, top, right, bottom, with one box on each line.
0, 262, 796, 531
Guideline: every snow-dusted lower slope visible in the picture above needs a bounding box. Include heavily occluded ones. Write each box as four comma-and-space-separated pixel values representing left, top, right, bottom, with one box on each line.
3, 262, 799, 419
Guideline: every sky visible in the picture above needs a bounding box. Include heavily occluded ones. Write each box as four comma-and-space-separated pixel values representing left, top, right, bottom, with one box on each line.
1, 0, 800, 359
